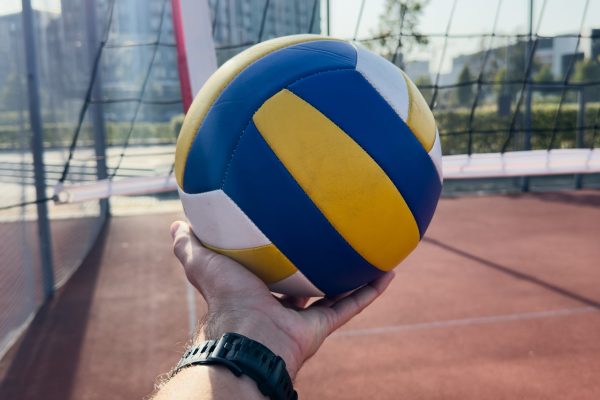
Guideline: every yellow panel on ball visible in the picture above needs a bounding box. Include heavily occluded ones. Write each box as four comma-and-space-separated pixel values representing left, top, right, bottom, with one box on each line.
253, 89, 420, 272
402, 71, 437, 152
203, 242, 297, 284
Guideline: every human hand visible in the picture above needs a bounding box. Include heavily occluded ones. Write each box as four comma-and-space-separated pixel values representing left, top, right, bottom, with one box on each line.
170, 221, 395, 379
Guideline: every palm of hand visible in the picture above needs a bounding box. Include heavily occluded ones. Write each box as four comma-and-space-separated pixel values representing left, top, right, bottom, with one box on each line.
171, 221, 394, 378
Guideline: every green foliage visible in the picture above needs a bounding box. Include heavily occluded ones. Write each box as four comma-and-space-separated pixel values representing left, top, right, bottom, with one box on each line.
364, 0, 428, 65
534, 64, 554, 82
414, 75, 433, 104
435, 103, 600, 155
0, 119, 180, 149
170, 113, 185, 137
573, 59, 600, 102
485, 41, 542, 102
456, 65, 473, 106
493, 68, 508, 95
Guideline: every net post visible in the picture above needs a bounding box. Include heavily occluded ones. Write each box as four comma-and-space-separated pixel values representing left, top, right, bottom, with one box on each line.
326, 0, 331, 36
575, 87, 586, 189
85, 0, 110, 217
521, 0, 534, 193
21, 0, 55, 299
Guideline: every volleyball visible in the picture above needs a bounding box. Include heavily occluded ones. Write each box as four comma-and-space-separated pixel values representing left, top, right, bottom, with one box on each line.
175, 35, 443, 297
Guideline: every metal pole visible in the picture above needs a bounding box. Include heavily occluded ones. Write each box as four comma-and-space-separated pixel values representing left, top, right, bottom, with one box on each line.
85, 0, 110, 217
326, 0, 331, 36
21, 0, 55, 299
575, 88, 586, 189
521, 0, 534, 192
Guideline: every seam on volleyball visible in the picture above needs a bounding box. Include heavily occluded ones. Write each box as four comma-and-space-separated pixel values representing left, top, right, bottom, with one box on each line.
428, 129, 444, 183
220, 121, 386, 289
286, 71, 425, 240
180, 188, 272, 248
181, 37, 327, 188
268, 270, 325, 297
355, 68, 407, 123
400, 70, 436, 153
187, 190, 300, 282
401, 71, 416, 140
240, 129, 386, 286
218, 66, 356, 190
217, 83, 385, 280
204, 241, 299, 280
278, 89, 422, 258
351, 71, 439, 173
300, 68, 439, 221
205, 242, 271, 252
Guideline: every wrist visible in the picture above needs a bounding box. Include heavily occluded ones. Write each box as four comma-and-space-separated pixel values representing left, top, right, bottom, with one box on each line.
195, 310, 303, 379
158, 363, 267, 400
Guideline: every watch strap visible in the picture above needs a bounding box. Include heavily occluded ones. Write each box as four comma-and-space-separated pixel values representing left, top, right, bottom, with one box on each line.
173, 332, 297, 400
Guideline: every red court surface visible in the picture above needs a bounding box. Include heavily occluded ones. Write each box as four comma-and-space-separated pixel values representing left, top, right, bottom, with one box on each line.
1, 191, 599, 399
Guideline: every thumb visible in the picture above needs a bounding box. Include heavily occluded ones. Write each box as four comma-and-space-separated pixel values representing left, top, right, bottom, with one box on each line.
171, 221, 196, 267
169, 221, 268, 299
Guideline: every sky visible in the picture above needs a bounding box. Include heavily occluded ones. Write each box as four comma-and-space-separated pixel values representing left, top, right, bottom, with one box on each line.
327, 0, 600, 71
0, 0, 60, 15
327, 0, 600, 38
2, 0, 599, 72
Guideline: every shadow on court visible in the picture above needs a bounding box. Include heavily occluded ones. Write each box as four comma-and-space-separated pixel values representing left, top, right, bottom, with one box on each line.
529, 191, 600, 208
423, 237, 600, 309
0, 190, 599, 399
0, 220, 109, 400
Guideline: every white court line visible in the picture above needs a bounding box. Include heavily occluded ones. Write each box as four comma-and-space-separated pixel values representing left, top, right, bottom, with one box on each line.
334, 306, 598, 338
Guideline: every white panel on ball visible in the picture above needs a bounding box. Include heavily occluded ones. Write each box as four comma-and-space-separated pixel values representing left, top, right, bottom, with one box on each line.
353, 43, 410, 122
269, 271, 325, 297
178, 189, 271, 249
429, 130, 443, 182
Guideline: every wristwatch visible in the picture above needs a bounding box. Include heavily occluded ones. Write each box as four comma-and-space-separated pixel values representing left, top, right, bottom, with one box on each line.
173, 332, 298, 400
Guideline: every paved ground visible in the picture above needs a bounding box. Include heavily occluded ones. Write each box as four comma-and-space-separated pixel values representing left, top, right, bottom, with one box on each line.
1, 191, 599, 399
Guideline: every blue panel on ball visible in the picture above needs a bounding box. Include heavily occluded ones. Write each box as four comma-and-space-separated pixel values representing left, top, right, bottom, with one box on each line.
288, 69, 442, 237
182, 40, 357, 194
223, 121, 385, 296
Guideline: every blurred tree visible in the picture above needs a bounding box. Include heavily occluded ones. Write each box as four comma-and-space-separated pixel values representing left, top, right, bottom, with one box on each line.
487, 40, 542, 113
533, 64, 554, 83
493, 68, 507, 95
365, 0, 428, 67
414, 74, 433, 104
494, 68, 511, 115
533, 64, 555, 100
456, 65, 473, 107
573, 59, 600, 101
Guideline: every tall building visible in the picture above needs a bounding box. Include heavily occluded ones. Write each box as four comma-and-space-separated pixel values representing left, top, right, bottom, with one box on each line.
208, 0, 321, 64
2, 0, 320, 124
0, 9, 62, 114
443, 35, 587, 87
404, 60, 431, 82
535, 36, 581, 78
101, 0, 182, 121
592, 29, 600, 62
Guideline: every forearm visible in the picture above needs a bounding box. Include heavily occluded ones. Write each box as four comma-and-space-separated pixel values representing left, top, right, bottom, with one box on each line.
153, 364, 267, 400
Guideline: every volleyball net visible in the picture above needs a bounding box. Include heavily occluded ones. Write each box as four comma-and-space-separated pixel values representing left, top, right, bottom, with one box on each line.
49, 0, 600, 205
1, 0, 600, 358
